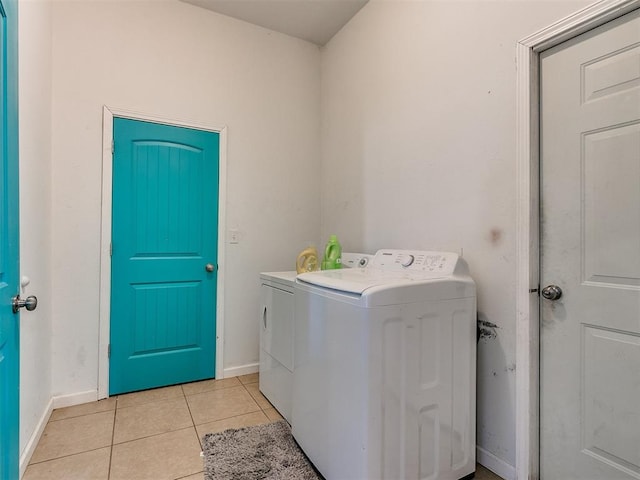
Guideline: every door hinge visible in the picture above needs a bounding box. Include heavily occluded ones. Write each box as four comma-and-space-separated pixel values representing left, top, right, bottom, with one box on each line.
107, 344, 111, 358
109, 243, 113, 256
111, 140, 114, 155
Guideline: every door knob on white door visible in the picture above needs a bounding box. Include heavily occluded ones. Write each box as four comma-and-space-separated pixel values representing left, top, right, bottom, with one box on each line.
12, 295, 37, 313
541, 285, 562, 301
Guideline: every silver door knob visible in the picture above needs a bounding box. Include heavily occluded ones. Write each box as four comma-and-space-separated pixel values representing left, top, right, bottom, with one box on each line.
12, 295, 38, 313
205, 264, 216, 273
541, 285, 562, 301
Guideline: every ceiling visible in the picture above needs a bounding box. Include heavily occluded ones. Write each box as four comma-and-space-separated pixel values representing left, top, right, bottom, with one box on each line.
181, 0, 369, 46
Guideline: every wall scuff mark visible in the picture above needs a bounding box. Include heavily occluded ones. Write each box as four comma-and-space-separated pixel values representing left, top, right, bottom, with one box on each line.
477, 318, 499, 340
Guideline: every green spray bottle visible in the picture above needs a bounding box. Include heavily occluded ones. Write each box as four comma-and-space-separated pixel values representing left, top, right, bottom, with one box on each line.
321, 235, 342, 270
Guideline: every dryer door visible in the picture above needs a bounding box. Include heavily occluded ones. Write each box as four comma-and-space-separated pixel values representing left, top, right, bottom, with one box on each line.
261, 283, 294, 371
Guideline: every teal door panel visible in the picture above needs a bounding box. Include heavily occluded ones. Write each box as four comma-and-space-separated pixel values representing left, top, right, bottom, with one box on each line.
110, 118, 219, 395
0, 0, 20, 477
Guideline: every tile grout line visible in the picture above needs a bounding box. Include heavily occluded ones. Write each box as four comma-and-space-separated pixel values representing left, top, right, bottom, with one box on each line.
240, 378, 285, 422
243, 382, 276, 415
26, 445, 114, 467
116, 393, 185, 410
186, 379, 270, 439
27, 408, 117, 469
107, 397, 118, 480
181, 385, 204, 450
48, 406, 116, 423
110, 425, 197, 448
182, 380, 246, 398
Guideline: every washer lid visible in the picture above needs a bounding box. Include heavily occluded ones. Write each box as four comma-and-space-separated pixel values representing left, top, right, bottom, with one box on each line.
296, 249, 469, 296
296, 267, 445, 295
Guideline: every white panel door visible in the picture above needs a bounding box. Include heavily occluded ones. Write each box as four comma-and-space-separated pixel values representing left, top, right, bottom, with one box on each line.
540, 8, 640, 480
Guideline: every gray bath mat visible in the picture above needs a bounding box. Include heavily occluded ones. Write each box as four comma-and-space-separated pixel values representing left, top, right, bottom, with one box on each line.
202, 420, 322, 480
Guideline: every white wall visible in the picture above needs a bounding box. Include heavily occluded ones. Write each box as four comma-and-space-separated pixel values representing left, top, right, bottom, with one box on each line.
50, 0, 321, 395
319, 0, 590, 475
18, 0, 53, 470
27, 0, 608, 475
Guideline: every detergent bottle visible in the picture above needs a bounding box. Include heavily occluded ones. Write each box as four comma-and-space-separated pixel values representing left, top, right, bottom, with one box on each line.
296, 244, 319, 274
321, 235, 342, 270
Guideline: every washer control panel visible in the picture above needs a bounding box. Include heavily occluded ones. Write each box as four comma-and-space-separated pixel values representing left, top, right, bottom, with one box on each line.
371, 249, 460, 275
341, 252, 374, 269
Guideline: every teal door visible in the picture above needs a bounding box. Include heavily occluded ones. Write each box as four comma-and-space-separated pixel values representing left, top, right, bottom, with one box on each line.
110, 118, 219, 395
0, 0, 20, 476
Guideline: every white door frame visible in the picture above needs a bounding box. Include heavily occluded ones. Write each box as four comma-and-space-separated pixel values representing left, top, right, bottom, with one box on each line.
98, 106, 228, 399
515, 0, 640, 477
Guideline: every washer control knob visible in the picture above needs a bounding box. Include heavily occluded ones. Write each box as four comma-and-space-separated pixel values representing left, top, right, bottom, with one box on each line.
400, 254, 415, 267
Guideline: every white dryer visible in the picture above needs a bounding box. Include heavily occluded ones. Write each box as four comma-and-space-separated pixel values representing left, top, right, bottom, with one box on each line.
291, 249, 476, 480
259, 271, 297, 422
259, 253, 374, 422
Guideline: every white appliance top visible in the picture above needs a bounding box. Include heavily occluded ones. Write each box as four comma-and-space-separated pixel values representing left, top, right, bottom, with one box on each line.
260, 270, 298, 289
296, 249, 467, 295
260, 252, 374, 289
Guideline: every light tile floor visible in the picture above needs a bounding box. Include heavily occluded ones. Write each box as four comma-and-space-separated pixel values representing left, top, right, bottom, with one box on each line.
24, 373, 503, 480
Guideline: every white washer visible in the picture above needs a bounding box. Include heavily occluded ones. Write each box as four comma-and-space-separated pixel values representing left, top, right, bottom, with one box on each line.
292, 249, 476, 480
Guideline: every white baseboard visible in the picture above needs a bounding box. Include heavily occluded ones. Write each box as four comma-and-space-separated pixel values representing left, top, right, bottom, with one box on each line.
19, 397, 54, 479
477, 446, 516, 480
223, 362, 259, 379
52, 390, 98, 409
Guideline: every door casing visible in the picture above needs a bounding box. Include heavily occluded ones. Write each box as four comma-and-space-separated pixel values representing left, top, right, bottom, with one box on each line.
515, 0, 640, 478
98, 106, 227, 399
